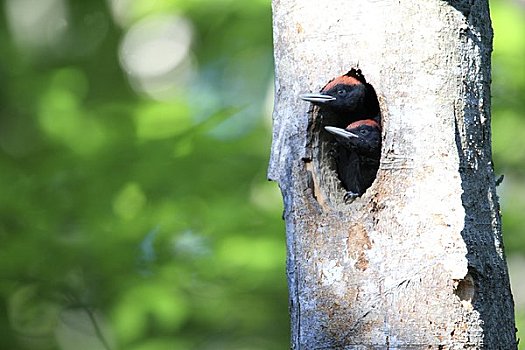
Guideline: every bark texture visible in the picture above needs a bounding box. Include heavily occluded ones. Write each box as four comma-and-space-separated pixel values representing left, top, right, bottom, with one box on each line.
269, 0, 517, 348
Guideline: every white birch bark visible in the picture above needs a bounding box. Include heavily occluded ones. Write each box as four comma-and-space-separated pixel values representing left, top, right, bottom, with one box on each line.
269, 0, 517, 348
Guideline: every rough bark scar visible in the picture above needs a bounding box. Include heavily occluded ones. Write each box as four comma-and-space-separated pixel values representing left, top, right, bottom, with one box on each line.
305, 161, 329, 210
347, 223, 372, 271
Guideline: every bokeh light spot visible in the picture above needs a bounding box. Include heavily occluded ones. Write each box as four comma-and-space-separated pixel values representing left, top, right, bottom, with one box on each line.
119, 13, 195, 100
217, 236, 284, 271
134, 102, 191, 140
113, 182, 147, 221
5, 0, 69, 53
8, 285, 60, 348
55, 308, 115, 350
111, 284, 188, 344
38, 68, 107, 155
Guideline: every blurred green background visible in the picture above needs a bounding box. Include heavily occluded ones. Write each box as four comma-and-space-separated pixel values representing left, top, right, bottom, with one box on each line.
0, 0, 523, 349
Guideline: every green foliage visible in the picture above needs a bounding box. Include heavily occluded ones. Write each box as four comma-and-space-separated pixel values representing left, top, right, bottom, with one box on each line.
0, 0, 523, 349
491, 1, 525, 261
0, 0, 285, 349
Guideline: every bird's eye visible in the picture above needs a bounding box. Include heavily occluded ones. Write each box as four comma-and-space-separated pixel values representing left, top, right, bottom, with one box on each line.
337, 89, 346, 96
360, 129, 369, 136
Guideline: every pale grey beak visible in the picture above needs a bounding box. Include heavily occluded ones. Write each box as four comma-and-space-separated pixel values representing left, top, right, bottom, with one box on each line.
324, 126, 358, 139
299, 93, 336, 103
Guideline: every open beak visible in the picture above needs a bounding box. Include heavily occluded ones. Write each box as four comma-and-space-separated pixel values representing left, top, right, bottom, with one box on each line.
324, 126, 358, 139
299, 93, 336, 103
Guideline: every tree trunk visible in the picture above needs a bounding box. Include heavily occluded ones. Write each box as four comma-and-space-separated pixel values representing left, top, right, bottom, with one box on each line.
269, 0, 517, 349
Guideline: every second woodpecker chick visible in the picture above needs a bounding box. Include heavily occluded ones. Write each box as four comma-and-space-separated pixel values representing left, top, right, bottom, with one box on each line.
300, 68, 380, 127
325, 119, 381, 202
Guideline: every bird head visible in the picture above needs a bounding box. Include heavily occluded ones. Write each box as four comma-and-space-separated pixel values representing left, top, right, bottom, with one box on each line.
300, 69, 379, 124
324, 119, 381, 157
300, 73, 365, 112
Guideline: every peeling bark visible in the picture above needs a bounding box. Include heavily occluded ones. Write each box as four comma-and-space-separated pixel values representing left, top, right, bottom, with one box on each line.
269, 0, 517, 348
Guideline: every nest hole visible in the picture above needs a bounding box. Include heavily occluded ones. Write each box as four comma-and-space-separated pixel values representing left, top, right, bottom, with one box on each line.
304, 69, 382, 210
